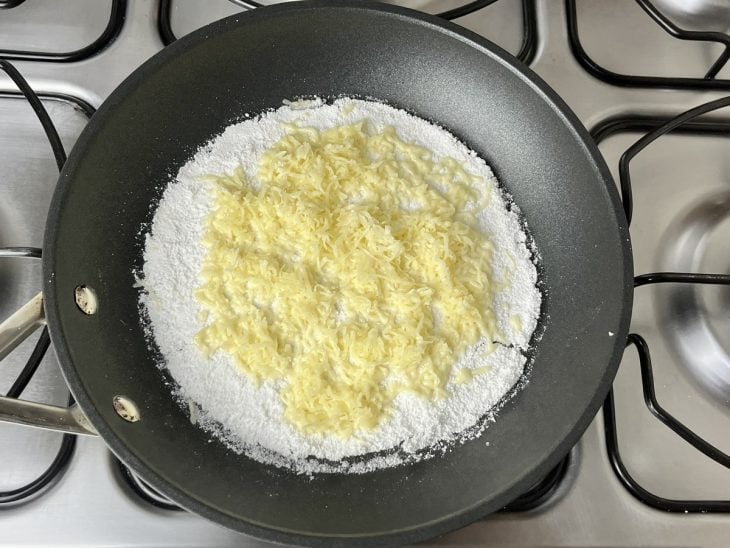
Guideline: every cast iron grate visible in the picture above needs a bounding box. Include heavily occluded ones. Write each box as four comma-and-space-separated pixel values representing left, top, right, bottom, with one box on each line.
157, 0, 538, 64
566, 0, 730, 90
0, 60, 85, 505
0, 0, 126, 62
592, 96, 730, 512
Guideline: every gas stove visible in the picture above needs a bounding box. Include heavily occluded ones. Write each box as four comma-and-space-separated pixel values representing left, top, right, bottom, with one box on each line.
1, 1, 729, 546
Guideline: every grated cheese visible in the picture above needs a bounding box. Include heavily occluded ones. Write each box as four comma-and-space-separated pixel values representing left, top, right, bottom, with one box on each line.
141, 97, 542, 473
193, 120, 502, 438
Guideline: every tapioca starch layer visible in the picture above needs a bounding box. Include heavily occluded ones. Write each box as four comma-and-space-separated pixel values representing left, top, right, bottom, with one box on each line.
140, 98, 541, 474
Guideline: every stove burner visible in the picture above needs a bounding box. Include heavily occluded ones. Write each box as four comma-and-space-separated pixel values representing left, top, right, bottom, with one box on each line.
157, 0, 538, 64
592, 97, 730, 513
0, 0, 126, 63
0, 61, 77, 506
650, 0, 730, 33
660, 191, 730, 404
0, 247, 77, 506
0, 397, 77, 505
566, 0, 730, 89
604, 335, 730, 512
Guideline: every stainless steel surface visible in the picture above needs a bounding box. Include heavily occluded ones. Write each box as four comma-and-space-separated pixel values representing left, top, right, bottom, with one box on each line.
0, 397, 97, 436
0, 292, 44, 362
651, 0, 730, 32
1, 0, 729, 546
599, 130, 730, 501
661, 190, 730, 405
0, 0, 114, 54
168, 0, 526, 57
0, 95, 88, 501
573, 0, 730, 80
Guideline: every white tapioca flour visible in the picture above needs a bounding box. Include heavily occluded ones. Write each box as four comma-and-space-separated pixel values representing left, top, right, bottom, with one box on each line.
139, 97, 542, 475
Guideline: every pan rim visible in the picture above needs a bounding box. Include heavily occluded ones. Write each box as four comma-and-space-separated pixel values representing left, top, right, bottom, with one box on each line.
43, 1, 633, 545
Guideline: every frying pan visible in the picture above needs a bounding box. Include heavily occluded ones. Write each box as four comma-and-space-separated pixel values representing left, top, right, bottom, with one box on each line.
0, 1, 632, 545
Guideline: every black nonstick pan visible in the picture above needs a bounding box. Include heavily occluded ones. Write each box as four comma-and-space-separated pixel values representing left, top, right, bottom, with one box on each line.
0, 2, 632, 545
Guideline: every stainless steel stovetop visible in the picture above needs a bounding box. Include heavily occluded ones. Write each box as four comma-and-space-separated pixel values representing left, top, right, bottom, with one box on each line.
1, 1, 729, 546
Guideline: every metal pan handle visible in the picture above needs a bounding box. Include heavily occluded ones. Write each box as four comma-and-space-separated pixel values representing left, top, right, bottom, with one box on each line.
0, 293, 97, 436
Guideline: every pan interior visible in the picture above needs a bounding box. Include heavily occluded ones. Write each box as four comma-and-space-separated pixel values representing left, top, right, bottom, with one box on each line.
44, 2, 632, 544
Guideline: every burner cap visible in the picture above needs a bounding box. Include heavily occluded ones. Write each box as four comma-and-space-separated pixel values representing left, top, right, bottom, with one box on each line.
650, 0, 730, 33
659, 190, 730, 406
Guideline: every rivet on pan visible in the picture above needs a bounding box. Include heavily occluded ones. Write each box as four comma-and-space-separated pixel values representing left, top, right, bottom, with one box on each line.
74, 285, 98, 315
113, 396, 140, 423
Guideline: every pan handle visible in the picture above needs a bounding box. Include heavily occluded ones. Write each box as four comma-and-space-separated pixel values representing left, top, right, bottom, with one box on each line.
0, 396, 97, 436
0, 292, 45, 362
0, 293, 97, 436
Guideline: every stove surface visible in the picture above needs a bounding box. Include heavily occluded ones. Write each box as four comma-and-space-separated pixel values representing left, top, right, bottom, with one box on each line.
1, 1, 728, 546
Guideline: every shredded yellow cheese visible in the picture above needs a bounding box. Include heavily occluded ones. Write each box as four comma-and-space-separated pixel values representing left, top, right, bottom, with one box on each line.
194, 120, 499, 438
454, 365, 492, 385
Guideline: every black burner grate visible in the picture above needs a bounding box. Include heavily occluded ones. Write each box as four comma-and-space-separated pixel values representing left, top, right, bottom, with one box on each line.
567, 0, 730, 90
604, 335, 730, 512
592, 97, 730, 513
157, 0, 538, 64
0, 60, 83, 505
0, 0, 126, 63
